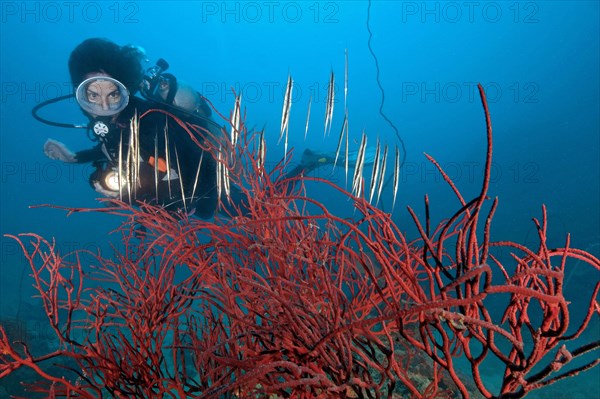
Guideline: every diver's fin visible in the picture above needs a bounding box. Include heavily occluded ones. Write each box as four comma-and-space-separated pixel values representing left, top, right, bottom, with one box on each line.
299, 147, 376, 174
302, 148, 376, 166
343, 147, 376, 167
300, 149, 335, 169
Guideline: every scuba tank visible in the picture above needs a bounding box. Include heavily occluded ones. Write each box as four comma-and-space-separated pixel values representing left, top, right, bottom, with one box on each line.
139, 59, 212, 120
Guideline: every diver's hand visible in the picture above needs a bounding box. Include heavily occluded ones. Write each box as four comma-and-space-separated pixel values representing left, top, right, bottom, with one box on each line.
44, 139, 76, 163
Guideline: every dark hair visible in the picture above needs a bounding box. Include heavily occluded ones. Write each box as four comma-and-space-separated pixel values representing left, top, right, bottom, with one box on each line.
68, 38, 146, 94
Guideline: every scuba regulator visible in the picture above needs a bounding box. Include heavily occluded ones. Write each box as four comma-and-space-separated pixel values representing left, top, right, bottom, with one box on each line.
140, 58, 170, 99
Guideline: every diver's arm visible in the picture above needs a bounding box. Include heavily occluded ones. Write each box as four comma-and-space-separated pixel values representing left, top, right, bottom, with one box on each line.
44, 139, 106, 164
73, 145, 105, 163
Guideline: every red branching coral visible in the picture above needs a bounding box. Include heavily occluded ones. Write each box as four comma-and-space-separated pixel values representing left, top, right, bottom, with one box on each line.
1, 85, 599, 398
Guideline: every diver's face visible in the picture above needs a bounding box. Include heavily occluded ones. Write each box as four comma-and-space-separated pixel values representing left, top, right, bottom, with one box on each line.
85, 80, 122, 114
77, 72, 129, 120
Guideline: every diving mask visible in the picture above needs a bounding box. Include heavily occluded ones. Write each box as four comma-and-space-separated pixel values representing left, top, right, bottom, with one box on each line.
75, 76, 129, 117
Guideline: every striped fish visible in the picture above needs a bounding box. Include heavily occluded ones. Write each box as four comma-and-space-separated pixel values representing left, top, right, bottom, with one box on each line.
163, 125, 172, 199
324, 70, 335, 137
375, 145, 388, 206
190, 151, 203, 203
333, 111, 347, 170
368, 137, 381, 204
351, 132, 367, 197
230, 93, 242, 148
118, 132, 124, 202
173, 146, 187, 213
344, 49, 348, 111
304, 95, 312, 140
280, 75, 293, 161
392, 146, 400, 210
257, 131, 266, 173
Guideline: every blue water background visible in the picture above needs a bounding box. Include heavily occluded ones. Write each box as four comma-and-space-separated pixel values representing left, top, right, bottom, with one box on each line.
1, 1, 598, 397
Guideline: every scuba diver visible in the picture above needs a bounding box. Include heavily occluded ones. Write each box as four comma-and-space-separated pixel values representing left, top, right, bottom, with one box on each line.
38, 38, 365, 219
40, 38, 224, 218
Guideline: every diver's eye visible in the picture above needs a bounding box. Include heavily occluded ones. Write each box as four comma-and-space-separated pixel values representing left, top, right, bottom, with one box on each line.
107, 91, 121, 103
87, 90, 101, 102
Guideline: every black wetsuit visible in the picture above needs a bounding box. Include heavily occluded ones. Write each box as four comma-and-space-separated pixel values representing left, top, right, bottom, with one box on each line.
76, 96, 220, 219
